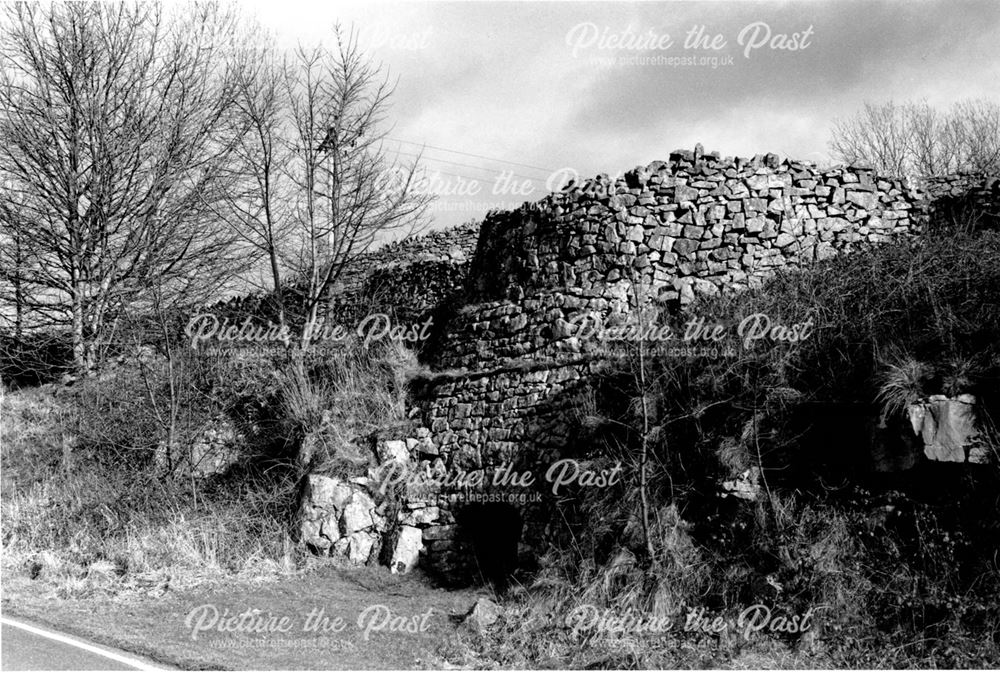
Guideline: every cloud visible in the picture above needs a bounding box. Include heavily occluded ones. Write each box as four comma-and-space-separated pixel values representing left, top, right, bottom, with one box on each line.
565, 1, 1000, 145
242, 0, 1000, 229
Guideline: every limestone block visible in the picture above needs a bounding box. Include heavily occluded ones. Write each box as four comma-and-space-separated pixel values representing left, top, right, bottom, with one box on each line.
340, 491, 377, 535
775, 233, 796, 248
675, 185, 699, 202
847, 191, 877, 211
391, 526, 424, 574
908, 394, 981, 462
379, 440, 410, 464
401, 506, 441, 526
306, 474, 354, 512
346, 532, 376, 564
463, 598, 502, 634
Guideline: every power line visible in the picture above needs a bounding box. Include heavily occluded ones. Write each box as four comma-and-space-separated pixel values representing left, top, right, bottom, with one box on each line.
392, 163, 552, 199
386, 137, 557, 175
411, 166, 547, 190
392, 148, 537, 179
390, 148, 547, 184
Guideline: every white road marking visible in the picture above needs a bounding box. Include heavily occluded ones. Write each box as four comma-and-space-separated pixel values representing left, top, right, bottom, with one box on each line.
1, 616, 167, 671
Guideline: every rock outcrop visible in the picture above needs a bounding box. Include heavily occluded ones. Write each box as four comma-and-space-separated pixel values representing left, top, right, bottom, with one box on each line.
298, 474, 388, 563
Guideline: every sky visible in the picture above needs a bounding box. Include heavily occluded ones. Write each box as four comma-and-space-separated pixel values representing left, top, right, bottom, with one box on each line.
236, 0, 1000, 230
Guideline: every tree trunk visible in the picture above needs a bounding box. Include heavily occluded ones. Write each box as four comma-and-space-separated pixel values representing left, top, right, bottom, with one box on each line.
268, 242, 286, 328
70, 266, 87, 374
12, 230, 24, 342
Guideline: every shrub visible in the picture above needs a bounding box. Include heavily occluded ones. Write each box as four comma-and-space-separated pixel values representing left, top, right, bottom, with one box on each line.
0, 329, 74, 388
276, 338, 425, 473
1, 384, 301, 597
498, 230, 1000, 666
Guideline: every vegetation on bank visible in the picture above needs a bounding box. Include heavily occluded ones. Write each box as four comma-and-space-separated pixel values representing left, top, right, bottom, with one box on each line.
0, 340, 415, 599
467, 228, 1000, 668
3, 230, 999, 668
1, 1, 997, 669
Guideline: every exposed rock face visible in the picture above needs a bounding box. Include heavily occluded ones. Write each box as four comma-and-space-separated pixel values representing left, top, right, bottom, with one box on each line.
908, 394, 983, 463
298, 474, 385, 563
340, 491, 379, 534
153, 415, 243, 478
378, 439, 410, 464
190, 418, 244, 477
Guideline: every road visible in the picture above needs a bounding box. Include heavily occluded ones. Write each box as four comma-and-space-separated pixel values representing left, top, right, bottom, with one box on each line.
1, 617, 165, 671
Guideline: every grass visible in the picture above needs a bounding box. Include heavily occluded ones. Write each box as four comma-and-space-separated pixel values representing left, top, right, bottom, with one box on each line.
1, 337, 427, 602
1, 346, 486, 670
4, 561, 485, 670
1, 465, 301, 600
875, 349, 929, 423
276, 339, 425, 473
457, 229, 1000, 668
438, 487, 999, 668
3, 227, 1000, 668
1, 362, 301, 600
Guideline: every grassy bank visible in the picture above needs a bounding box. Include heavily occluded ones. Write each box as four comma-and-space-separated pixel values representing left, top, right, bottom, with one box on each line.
466, 230, 1000, 668
2, 233, 999, 669
1, 385, 301, 598
0, 339, 415, 598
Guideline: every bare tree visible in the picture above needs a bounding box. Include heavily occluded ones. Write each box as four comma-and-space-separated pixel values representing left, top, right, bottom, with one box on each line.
0, 2, 249, 373
950, 99, 1000, 174
905, 102, 956, 176
628, 279, 657, 562
228, 26, 432, 349
830, 98, 1000, 176
830, 101, 911, 175
0, 187, 31, 341
213, 39, 292, 327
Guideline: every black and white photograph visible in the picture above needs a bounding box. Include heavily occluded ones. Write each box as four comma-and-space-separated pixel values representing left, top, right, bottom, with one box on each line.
1, 0, 999, 670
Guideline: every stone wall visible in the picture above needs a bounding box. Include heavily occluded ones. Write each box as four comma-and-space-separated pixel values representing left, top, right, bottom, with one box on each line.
327, 257, 470, 328
299, 147, 999, 580
435, 147, 933, 371
918, 173, 1000, 233
205, 220, 480, 327
317, 222, 480, 332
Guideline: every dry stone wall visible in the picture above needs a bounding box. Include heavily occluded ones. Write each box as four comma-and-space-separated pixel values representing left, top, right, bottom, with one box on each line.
918, 173, 1000, 232
435, 147, 934, 371
300, 147, 999, 579
327, 257, 470, 327
205, 221, 480, 327
326, 221, 479, 301
316, 223, 480, 333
